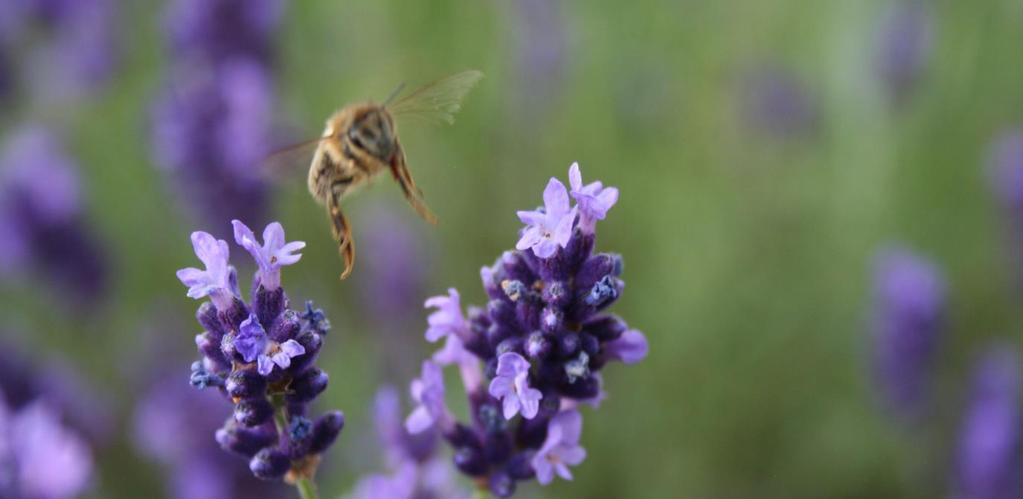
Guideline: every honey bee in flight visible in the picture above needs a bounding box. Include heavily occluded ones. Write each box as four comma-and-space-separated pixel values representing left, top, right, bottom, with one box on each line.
270, 70, 483, 280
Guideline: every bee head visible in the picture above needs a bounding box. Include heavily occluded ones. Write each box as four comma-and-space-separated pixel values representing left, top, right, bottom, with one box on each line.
347, 107, 396, 161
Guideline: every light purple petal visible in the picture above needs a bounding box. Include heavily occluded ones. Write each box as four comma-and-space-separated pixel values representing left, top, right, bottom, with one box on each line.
262, 222, 285, 253
516, 227, 545, 252
519, 387, 542, 419
404, 406, 433, 434
279, 339, 305, 358
568, 162, 583, 192
271, 351, 292, 369
489, 376, 514, 399
516, 209, 547, 227
542, 178, 570, 219
502, 394, 522, 420
257, 355, 273, 376
554, 462, 574, 481
605, 329, 649, 364
532, 238, 559, 259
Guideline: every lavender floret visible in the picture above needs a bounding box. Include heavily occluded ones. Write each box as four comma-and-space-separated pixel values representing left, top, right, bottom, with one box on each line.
176, 220, 343, 486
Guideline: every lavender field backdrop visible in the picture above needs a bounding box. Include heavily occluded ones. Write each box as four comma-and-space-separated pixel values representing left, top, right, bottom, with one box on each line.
2, 0, 1022, 497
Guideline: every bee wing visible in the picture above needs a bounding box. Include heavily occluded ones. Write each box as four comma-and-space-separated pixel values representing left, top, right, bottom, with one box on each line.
386, 70, 484, 125
259, 137, 325, 181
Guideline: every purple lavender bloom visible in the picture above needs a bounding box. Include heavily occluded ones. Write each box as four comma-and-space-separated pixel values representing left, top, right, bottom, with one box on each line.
955, 346, 1023, 499
164, 0, 283, 66
176, 231, 236, 311
232, 220, 304, 291
152, 62, 273, 234
235, 314, 305, 376
1, 399, 93, 499
405, 361, 453, 435
740, 64, 819, 139
0, 125, 109, 305
509, 0, 567, 121
871, 246, 946, 420
344, 387, 466, 499
516, 177, 577, 258
532, 410, 586, 485
568, 162, 618, 234
489, 352, 542, 420
0, 0, 118, 101
873, 2, 933, 106
177, 220, 344, 484
407, 162, 646, 496
603, 329, 649, 365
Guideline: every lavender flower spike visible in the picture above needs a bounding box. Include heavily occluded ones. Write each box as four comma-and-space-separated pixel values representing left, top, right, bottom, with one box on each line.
532, 410, 587, 485
176, 231, 235, 311
955, 346, 1022, 499
5, 400, 94, 499
568, 163, 618, 234
516, 177, 576, 258
177, 220, 344, 489
410, 163, 645, 496
405, 361, 452, 434
871, 246, 946, 420
232, 220, 304, 291
489, 352, 542, 420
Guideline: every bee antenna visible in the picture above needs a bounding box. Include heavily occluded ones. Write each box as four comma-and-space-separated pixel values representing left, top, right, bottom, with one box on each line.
383, 82, 406, 106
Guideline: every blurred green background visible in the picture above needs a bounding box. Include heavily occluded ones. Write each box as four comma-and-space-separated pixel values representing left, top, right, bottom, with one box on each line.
5, 0, 1023, 497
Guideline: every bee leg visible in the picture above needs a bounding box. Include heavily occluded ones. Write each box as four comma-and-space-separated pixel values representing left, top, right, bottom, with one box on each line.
327, 192, 355, 280
389, 148, 438, 225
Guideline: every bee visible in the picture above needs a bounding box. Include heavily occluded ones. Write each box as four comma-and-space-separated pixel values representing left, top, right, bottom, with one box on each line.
270, 70, 483, 280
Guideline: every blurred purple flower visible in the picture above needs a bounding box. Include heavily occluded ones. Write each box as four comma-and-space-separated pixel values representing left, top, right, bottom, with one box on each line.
357, 205, 429, 322
740, 64, 819, 140
956, 346, 1023, 499
164, 0, 283, 66
405, 361, 453, 435
152, 62, 273, 234
873, 2, 933, 106
871, 246, 946, 420
0, 398, 93, 499
516, 177, 576, 258
990, 129, 1023, 235
510, 0, 567, 120
0, 125, 109, 305
532, 409, 586, 485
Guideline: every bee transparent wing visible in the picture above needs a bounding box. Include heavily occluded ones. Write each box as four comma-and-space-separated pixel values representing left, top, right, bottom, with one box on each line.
387, 70, 484, 125
259, 137, 325, 181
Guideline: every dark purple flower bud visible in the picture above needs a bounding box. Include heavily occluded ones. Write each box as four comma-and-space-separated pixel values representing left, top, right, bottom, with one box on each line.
542, 280, 571, 308
495, 338, 524, 357
506, 452, 536, 480
308, 410, 344, 454
268, 309, 300, 342
564, 352, 591, 384
216, 419, 276, 457
196, 301, 227, 338
249, 447, 290, 480
575, 253, 621, 292
541, 305, 563, 332
195, 332, 230, 371
489, 471, 516, 498
516, 413, 550, 449
871, 246, 945, 420
526, 331, 552, 360
190, 361, 224, 389
443, 422, 482, 449
453, 446, 487, 476
225, 368, 266, 400
488, 299, 517, 325
500, 251, 536, 284
583, 315, 627, 341
300, 301, 330, 336
476, 402, 507, 434
217, 298, 249, 333
287, 416, 313, 454
254, 286, 286, 328
234, 398, 274, 427
486, 324, 515, 351
557, 333, 581, 358
580, 333, 600, 358
559, 372, 600, 399
956, 346, 1022, 499
287, 368, 328, 404
515, 299, 543, 332
483, 431, 513, 464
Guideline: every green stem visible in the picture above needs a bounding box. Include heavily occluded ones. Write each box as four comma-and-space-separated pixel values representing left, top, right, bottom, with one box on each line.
472, 490, 490, 499
295, 477, 319, 499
